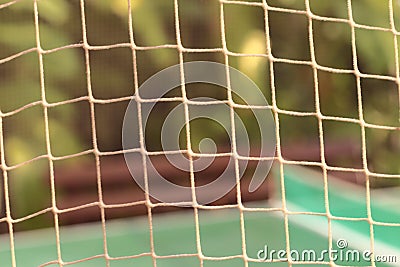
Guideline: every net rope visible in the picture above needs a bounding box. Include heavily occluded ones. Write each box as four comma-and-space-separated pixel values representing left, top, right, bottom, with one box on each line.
0, 0, 399, 266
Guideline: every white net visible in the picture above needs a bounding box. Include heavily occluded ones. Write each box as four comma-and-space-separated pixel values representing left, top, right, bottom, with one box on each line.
0, 0, 399, 266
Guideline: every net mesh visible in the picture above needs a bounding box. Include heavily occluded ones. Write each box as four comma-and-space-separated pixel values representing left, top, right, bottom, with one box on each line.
0, 0, 399, 266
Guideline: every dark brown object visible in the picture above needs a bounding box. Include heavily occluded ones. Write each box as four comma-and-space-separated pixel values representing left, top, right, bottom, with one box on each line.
54, 154, 272, 225
52, 139, 360, 225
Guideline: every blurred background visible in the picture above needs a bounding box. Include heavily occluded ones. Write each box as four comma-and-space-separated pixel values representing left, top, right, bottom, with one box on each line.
0, 0, 399, 232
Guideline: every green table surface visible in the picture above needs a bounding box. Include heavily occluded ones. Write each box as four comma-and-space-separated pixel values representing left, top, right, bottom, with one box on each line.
0, 166, 398, 267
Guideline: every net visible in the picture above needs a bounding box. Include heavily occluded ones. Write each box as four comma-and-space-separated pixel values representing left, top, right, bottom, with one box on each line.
0, 0, 399, 266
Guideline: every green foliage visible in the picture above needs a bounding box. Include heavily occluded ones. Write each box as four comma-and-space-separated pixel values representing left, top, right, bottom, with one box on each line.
0, 0, 82, 227
0, 0, 399, 230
